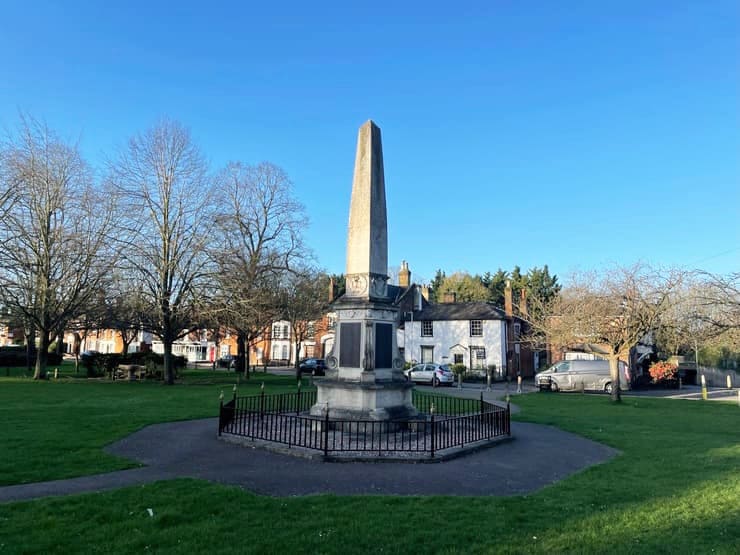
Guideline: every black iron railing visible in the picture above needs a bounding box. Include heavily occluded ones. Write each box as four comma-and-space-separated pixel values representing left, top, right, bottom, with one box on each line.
218, 388, 510, 458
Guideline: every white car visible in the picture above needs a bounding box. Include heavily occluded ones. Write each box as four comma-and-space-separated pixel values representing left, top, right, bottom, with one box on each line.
405, 363, 455, 387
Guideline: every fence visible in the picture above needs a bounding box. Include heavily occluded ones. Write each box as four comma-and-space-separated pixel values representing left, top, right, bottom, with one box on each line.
218, 388, 510, 459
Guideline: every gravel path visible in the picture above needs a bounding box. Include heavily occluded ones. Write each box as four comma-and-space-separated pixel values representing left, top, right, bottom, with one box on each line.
0, 416, 618, 503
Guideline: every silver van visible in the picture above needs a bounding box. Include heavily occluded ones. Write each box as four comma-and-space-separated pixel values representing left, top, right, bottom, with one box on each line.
536, 359, 630, 394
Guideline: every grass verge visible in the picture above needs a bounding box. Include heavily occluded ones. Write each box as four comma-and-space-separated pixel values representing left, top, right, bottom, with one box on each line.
0, 371, 308, 486
0, 381, 738, 553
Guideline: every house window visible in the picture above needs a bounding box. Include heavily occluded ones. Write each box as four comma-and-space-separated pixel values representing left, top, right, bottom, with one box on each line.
272, 324, 281, 339
281, 345, 289, 360
272, 345, 280, 360
282, 325, 289, 339
470, 320, 482, 336
454, 353, 464, 365
470, 346, 486, 369
421, 321, 433, 337
421, 346, 434, 363
307, 322, 315, 337
513, 323, 521, 339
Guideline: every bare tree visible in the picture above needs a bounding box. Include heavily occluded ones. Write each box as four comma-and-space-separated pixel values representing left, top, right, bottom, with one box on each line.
210, 161, 309, 377
525, 264, 684, 402
0, 115, 116, 379
655, 272, 740, 367
100, 274, 149, 355
110, 119, 215, 384
277, 268, 330, 370
693, 272, 740, 344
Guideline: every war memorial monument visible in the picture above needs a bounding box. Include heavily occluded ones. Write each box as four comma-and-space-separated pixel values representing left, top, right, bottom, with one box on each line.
218, 120, 510, 460
309, 120, 417, 422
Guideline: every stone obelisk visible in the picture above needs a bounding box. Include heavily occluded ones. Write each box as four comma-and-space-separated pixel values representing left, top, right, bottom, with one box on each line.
310, 120, 416, 421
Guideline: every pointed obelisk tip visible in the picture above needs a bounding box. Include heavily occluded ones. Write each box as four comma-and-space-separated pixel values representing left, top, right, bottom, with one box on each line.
362, 119, 379, 130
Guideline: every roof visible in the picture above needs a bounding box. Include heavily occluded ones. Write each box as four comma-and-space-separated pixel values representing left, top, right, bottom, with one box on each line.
408, 302, 507, 322
387, 284, 405, 303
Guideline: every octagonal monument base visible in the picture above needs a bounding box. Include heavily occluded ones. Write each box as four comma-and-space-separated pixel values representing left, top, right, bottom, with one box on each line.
309, 376, 417, 422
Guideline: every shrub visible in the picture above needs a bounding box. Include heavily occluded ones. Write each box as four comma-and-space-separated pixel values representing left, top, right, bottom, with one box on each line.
450, 364, 467, 376
0, 348, 62, 367
47, 352, 63, 365
81, 352, 106, 377
649, 361, 678, 383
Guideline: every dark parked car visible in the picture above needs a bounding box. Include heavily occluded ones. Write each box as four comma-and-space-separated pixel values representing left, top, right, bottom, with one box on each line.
80, 350, 101, 361
298, 358, 326, 376
217, 354, 238, 369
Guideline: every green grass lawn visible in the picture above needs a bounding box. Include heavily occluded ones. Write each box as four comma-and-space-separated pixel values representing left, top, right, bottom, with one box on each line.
0, 370, 307, 486
0, 378, 738, 554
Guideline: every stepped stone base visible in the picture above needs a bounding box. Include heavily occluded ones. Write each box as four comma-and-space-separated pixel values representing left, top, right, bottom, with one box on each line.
310, 378, 417, 421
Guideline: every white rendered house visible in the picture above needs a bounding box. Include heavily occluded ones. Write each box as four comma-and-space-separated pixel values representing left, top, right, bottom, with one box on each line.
399, 302, 509, 379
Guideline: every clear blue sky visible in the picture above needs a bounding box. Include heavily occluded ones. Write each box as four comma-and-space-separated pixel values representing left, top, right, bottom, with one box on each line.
2, 0, 738, 284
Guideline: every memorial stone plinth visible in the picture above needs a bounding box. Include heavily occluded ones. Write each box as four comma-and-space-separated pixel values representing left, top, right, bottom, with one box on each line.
310, 121, 416, 422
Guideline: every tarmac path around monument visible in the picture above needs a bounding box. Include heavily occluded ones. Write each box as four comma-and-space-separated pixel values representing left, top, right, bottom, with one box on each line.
0, 409, 619, 503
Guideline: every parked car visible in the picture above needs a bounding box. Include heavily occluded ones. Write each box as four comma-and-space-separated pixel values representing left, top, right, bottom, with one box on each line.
298, 358, 326, 376
217, 354, 237, 369
536, 359, 630, 393
404, 363, 455, 387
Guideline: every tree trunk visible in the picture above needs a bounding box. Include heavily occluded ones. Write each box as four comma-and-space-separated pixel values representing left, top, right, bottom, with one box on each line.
163, 335, 175, 385
73, 332, 81, 374
34, 332, 50, 380
237, 333, 247, 378
244, 339, 251, 380
608, 355, 622, 403
294, 339, 301, 368
120, 331, 132, 356
25, 324, 36, 375
55, 330, 64, 355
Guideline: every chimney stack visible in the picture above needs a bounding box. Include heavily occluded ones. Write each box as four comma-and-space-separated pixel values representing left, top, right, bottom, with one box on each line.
519, 289, 528, 318
442, 291, 457, 304
398, 260, 411, 288
504, 280, 513, 317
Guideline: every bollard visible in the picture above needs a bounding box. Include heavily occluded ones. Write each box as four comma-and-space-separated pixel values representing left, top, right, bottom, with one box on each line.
218, 390, 224, 436
517, 375, 522, 394
727, 375, 732, 390
700, 375, 708, 401
54, 368, 58, 380
737, 390, 740, 407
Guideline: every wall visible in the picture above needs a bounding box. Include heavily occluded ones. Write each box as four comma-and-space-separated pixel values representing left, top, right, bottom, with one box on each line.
400, 319, 506, 372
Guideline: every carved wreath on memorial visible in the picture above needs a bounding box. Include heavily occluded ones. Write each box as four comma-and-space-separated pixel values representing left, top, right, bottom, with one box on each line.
326, 356, 338, 370
392, 357, 404, 370
348, 274, 368, 295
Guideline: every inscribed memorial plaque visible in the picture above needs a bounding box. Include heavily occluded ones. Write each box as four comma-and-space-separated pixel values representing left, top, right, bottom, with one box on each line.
339, 322, 361, 368
375, 323, 392, 369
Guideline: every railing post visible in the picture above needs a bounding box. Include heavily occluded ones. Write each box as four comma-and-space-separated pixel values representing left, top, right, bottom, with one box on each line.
297, 380, 302, 415
480, 392, 484, 415
218, 389, 224, 436
430, 403, 436, 459
506, 401, 511, 436
260, 382, 265, 418
323, 404, 330, 457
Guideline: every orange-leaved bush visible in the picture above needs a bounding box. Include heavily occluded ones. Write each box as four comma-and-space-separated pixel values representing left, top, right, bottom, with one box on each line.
649, 361, 678, 382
